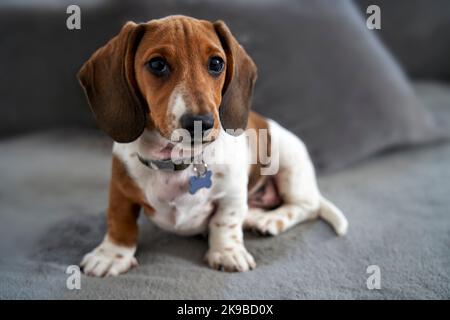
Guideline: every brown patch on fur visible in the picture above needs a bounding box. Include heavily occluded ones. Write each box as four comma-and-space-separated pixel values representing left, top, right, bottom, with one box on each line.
108, 156, 154, 247
224, 247, 233, 251
215, 172, 225, 178
229, 223, 237, 229
287, 212, 293, 220
215, 222, 226, 228
276, 220, 284, 233
247, 111, 272, 195
116, 254, 124, 259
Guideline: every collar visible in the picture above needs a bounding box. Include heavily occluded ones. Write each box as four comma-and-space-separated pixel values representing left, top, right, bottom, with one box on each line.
137, 153, 192, 171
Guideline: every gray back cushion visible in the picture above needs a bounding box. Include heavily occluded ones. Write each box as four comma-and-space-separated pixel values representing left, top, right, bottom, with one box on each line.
355, 0, 450, 81
0, 0, 442, 172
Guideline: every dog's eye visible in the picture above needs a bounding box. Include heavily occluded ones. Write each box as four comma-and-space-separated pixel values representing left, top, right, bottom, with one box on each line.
208, 56, 224, 75
147, 57, 169, 76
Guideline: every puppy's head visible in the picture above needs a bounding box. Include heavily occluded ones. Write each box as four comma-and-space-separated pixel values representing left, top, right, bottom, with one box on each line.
78, 16, 257, 149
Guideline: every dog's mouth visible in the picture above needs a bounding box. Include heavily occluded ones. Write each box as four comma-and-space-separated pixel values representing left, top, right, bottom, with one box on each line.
156, 143, 176, 161
138, 132, 214, 163
164, 139, 214, 161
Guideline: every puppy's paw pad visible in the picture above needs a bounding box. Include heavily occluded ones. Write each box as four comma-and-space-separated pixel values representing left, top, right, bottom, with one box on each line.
80, 238, 137, 277
205, 246, 256, 272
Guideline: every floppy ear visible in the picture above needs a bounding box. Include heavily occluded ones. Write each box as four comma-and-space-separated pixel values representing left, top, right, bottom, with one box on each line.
213, 20, 257, 135
77, 22, 147, 143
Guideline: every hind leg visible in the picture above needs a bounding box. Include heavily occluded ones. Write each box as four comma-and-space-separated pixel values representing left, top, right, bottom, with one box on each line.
244, 167, 321, 236
244, 121, 321, 236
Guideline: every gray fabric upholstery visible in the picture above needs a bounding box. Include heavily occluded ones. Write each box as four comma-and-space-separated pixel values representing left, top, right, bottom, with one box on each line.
0, 82, 449, 299
0, 2, 122, 138
0, 0, 443, 173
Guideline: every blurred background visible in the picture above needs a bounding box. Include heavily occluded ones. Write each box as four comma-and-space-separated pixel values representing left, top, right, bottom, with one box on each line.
0, 0, 449, 299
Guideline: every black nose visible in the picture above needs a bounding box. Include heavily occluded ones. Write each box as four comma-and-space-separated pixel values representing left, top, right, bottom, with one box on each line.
180, 113, 215, 138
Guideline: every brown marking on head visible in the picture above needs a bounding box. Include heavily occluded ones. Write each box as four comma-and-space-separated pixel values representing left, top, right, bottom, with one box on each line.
78, 16, 257, 143
135, 17, 225, 139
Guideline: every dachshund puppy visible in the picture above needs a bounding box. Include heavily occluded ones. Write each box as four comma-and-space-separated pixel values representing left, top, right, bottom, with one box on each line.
78, 15, 348, 276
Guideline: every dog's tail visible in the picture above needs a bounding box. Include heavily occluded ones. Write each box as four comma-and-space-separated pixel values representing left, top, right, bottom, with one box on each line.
319, 195, 348, 236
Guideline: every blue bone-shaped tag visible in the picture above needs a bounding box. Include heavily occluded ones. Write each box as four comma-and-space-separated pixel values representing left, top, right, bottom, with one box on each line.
188, 170, 212, 195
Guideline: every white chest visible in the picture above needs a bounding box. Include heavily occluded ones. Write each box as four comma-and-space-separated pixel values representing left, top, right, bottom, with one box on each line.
140, 168, 216, 235
113, 130, 249, 236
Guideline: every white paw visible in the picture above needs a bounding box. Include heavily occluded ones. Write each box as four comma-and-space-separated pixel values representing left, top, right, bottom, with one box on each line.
204, 246, 256, 272
80, 237, 137, 277
245, 212, 287, 236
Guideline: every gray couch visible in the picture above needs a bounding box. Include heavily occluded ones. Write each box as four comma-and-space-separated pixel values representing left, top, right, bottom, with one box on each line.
0, 0, 449, 299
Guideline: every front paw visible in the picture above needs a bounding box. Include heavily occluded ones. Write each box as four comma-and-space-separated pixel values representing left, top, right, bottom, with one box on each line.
204, 246, 256, 272
80, 237, 137, 277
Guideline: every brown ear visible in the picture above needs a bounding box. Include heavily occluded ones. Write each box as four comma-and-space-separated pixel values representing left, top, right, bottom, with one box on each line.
77, 22, 147, 143
214, 20, 257, 135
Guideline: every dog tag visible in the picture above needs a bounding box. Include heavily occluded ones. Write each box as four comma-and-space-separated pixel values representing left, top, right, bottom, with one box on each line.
189, 163, 212, 195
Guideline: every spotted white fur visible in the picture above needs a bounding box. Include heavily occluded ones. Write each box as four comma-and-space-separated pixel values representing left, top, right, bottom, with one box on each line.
81, 236, 137, 277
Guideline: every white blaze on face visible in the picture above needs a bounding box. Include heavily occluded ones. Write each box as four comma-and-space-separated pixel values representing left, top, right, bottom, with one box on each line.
169, 86, 187, 129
